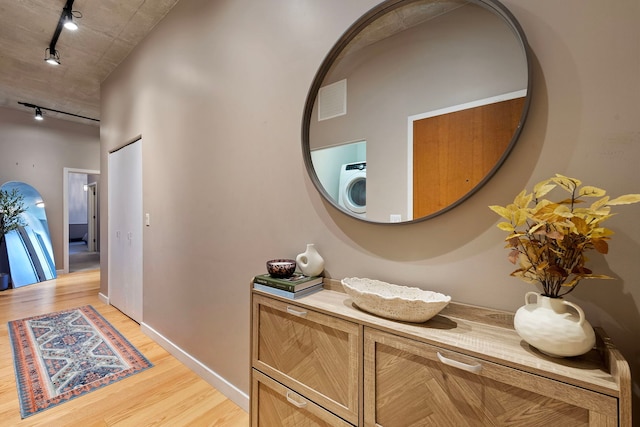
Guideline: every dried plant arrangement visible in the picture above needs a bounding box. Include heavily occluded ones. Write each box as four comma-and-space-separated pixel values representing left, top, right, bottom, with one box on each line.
490, 174, 640, 298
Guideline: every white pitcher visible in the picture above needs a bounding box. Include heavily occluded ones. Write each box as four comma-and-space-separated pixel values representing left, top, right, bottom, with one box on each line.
296, 244, 324, 277
514, 292, 595, 358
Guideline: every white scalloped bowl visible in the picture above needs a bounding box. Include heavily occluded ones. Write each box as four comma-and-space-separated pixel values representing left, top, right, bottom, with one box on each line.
341, 277, 451, 323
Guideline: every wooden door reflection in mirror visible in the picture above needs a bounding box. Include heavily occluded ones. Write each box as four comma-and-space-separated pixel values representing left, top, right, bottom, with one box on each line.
412, 94, 525, 218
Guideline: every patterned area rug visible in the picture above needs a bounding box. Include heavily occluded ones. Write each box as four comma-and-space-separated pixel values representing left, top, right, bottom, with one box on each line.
8, 305, 153, 418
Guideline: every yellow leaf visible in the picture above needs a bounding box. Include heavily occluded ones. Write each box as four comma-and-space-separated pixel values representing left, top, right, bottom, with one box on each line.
562, 278, 580, 288
591, 227, 614, 238
489, 205, 512, 220
528, 223, 545, 234
497, 222, 515, 232
607, 194, 640, 205
579, 186, 606, 197
590, 196, 610, 211
571, 216, 589, 234
574, 206, 610, 217
506, 232, 526, 240
513, 209, 528, 227
531, 200, 552, 217
552, 174, 581, 192
553, 205, 572, 218
514, 190, 532, 208
593, 207, 612, 217
535, 260, 549, 271
579, 274, 613, 280
578, 213, 612, 226
533, 181, 555, 199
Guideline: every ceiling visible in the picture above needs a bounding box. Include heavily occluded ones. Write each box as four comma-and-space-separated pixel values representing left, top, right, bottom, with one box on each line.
0, 0, 181, 126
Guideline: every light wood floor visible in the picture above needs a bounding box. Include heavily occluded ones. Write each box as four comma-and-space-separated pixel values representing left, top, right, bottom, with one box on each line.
0, 270, 249, 427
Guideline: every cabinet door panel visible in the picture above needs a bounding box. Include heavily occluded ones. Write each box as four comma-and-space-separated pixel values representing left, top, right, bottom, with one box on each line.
365, 328, 615, 427
252, 370, 353, 427
252, 294, 360, 424
108, 140, 143, 322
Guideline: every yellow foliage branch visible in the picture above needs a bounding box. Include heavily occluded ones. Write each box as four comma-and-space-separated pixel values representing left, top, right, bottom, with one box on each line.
489, 174, 640, 298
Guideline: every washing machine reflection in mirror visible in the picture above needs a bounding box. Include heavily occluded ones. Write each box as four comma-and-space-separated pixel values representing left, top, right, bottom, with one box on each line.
338, 162, 366, 218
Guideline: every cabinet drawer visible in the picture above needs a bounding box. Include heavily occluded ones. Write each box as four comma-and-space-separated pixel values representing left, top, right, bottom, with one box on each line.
252, 369, 353, 427
252, 294, 360, 424
364, 328, 618, 427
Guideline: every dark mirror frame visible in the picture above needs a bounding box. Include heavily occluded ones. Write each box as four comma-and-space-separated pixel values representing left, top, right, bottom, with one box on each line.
302, 0, 532, 224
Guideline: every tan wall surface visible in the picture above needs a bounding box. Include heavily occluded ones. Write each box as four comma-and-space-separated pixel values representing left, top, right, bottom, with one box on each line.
100, 0, 640, 415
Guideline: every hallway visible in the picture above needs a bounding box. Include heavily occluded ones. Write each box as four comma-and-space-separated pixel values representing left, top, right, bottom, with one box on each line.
69, 241, 100, 272
0, 270, 248, 426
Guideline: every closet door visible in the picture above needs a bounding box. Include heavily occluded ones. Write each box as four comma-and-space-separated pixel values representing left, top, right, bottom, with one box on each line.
108, 140, 143, 322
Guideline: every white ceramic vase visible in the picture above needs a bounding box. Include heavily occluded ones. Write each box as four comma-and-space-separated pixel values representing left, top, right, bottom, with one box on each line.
296, 243, 324, 277
513, 292, 596, 358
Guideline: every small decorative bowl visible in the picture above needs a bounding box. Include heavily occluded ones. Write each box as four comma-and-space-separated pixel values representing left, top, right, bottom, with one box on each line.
266, 259, 297, 278
341, 277, 451, 323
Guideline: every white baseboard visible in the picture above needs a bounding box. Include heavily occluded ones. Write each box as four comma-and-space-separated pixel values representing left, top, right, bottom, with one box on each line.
141, 322, 249, 413
98, 292, 109, 305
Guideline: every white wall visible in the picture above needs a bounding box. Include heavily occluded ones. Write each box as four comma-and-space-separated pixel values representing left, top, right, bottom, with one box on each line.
68, 173, 88, 225
0, 107, 100, 268
100, 0, 640, 416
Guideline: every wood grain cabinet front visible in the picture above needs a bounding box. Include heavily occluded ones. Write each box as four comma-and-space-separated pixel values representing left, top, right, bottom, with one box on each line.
251, 286, 630, 427
364, 327, 619, 427
252, 369, 353, 427
251, 293, 360, 425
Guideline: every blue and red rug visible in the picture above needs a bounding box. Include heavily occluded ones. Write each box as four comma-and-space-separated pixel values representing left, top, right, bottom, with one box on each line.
8, 305, 153, 418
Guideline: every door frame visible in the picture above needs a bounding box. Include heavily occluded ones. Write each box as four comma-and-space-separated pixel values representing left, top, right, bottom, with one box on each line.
62, 167, 100, 274
87, 182, 98, 252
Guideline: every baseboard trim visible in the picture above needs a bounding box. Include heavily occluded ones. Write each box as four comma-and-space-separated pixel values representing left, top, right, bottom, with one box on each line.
98, 292, 109, 305
141, 322, 249, 412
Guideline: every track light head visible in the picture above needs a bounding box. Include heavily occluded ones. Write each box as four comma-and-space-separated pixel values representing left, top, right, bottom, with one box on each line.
34, 107, 44, 121
44, 48, 60, 65
63, 9, 79, 31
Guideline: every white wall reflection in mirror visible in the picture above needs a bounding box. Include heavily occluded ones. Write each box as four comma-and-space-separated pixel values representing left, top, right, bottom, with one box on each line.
311, 140, 366, 202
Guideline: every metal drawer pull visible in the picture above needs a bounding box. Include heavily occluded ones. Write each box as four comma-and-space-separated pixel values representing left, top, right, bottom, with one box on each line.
437, 352, 482, 374
286, 306, 307, 317
286, 391, 307, 408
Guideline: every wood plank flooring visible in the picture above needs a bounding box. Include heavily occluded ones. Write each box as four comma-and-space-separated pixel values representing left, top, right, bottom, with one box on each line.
0, 270, 249, 426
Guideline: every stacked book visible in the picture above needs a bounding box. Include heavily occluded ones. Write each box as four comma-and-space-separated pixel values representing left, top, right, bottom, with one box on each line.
253, 273, 323, 299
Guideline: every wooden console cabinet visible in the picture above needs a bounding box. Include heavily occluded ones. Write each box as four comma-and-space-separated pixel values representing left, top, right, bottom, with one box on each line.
250, 281, 631, 426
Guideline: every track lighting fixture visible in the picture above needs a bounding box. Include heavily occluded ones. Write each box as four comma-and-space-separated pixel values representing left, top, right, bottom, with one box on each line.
18, 102, 100, 123
44, 0, 81, 66
44, 48, 61, 65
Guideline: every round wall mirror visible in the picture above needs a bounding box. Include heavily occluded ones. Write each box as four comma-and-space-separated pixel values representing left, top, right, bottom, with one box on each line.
302, 0, 532, 224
